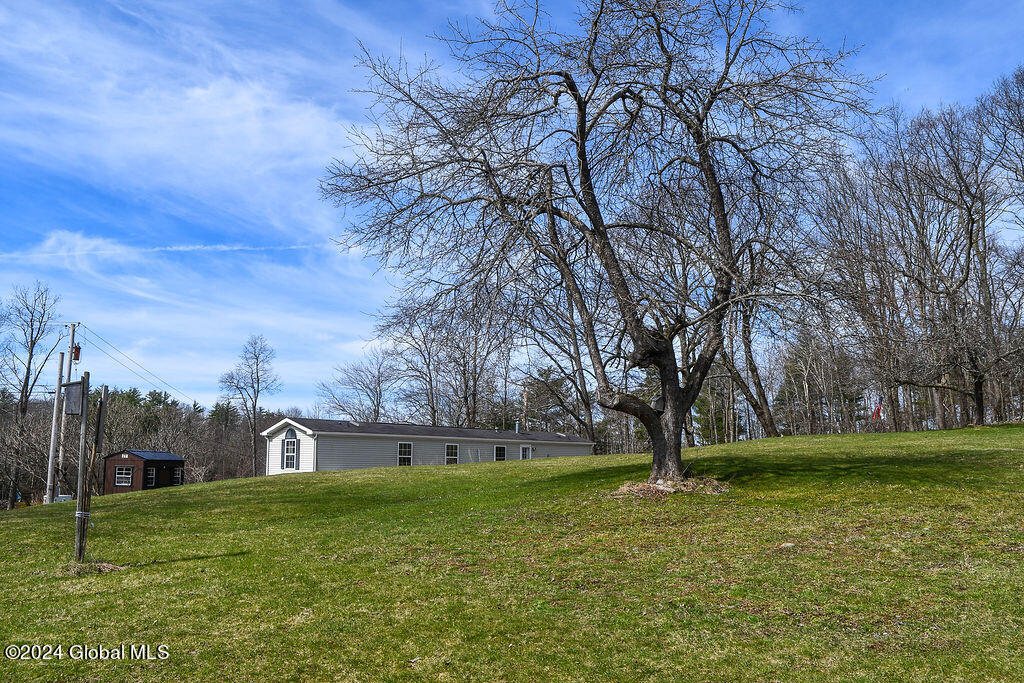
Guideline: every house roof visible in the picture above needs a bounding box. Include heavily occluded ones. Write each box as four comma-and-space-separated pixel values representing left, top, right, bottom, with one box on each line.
263, 417, 592, 444
104, 449, 184, 461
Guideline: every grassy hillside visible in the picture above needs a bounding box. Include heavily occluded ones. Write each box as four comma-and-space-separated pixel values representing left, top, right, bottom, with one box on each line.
2, 426, 1024, 681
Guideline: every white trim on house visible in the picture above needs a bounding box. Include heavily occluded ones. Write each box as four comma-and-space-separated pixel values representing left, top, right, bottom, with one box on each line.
520, 445, 532, 460
284, 436, 297, 469
494, 444, 506, 461
259, 417, 316, 438
115, 466, 132, 487
445, 443, 459, 465
397, 441, 413, 466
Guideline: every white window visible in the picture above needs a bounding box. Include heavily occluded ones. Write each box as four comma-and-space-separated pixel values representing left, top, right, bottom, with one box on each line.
397, 442, 413, 466
145, 467, 156, 487
520, 445, 532, 460
445, 444, 459, 465
115, 466, 132, 487
284, 438, 297, 469
494, 445, 506, 461
172, 467, 183, 485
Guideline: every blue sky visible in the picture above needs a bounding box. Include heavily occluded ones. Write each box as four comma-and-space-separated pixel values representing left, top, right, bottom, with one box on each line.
1, 0, 1023, 411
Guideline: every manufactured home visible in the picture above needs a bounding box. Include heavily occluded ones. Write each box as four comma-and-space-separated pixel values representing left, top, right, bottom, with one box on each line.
260, 418, 594, 474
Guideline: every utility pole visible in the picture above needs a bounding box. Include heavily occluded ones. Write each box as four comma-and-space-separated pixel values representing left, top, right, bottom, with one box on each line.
76, 384, 107, 563
43, 352, 65, 504
73, 372, 90, 563
56, 323, 77, 499
522, 384, 528, 431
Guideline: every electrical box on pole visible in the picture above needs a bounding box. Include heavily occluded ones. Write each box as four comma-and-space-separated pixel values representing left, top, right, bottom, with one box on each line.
64, 381, 83, 415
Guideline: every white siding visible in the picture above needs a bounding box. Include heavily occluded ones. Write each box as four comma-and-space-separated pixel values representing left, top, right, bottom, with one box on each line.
265, 427, 316, 475
314, 433, 592, 471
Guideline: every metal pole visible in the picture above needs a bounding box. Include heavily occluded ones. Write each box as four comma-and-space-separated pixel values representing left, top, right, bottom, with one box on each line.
74, 372, 89, 563
44, 352, 65, 504
56, 323, 76, 498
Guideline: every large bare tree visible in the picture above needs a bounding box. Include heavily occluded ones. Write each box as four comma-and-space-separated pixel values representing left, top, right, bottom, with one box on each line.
323, 0, 869, 480
1, 282, 62, 507
219, 334, 281, 477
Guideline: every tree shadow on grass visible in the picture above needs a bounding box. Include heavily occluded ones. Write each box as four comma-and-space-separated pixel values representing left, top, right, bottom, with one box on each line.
539, 463, 651, 490
688, 451, 1006, 490
131, 550, 250, 568
540, 450, 1010, 492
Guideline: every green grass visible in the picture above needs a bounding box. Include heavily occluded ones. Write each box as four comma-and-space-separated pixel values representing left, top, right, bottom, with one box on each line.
2, 426, 1024, 681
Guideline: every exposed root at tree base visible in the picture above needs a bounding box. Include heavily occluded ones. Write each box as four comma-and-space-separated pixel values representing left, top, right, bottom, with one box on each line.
611, 477, 729, 500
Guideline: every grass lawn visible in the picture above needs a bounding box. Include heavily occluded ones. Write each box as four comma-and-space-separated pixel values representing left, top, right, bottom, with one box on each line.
2, 426, 1024, 680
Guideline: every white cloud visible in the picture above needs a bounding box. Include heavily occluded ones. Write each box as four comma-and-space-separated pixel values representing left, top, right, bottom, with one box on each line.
2, 230, 385, 410
0, 1, 365, 239
0, 1, 426, 410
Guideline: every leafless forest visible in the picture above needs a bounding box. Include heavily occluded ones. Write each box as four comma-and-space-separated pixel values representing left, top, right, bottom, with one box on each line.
3, 0, 1024, 500
323, 0, 1024, 479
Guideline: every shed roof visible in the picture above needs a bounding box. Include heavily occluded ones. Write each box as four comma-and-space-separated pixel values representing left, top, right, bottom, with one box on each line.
104, 449, 184, 461
267, 417, 592, 444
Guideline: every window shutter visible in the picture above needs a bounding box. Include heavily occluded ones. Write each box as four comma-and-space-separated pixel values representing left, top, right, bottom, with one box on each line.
281, 438, 286, 470
295, 439, 300, 470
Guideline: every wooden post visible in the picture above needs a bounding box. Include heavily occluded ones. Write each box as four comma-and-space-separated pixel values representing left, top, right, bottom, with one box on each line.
74, 372, 90, 563
44, 352, 65, 504
77, 385, 108, 563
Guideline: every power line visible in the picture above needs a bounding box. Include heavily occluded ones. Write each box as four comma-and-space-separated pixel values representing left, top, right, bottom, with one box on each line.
80, 325, 200, 405
80, 335, 170, 395
78, 324, 201, 406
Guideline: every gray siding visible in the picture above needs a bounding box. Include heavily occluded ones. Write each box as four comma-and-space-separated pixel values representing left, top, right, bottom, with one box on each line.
314, 433, 591, 471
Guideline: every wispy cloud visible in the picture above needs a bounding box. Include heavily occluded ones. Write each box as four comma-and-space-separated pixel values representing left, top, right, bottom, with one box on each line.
0, 1, 413, 408
0, 1, 374, 240
0, 241, 326, 261
1, 229, 386, 408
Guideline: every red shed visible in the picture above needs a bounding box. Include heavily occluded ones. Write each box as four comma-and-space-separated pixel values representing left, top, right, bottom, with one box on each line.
103, 450, 185, 495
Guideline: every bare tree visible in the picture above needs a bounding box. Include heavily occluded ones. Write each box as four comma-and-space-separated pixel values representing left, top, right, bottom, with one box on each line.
379, 293, 514, 428
318, 345, 399, 421
0, 282, 62, 507
380, 304, 446, 425
323, 0, 869, 480
990, 66, 1024, 199
219, 334, 281, 477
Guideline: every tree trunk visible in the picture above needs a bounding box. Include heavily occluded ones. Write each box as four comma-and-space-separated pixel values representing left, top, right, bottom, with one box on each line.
886, 388, 901, 432
683, 411, 696, 448
249, 414, 259, 477
647, 408, 687, 481
644, 344, 692, 481
973, 375, 985, 426
722, 353, 780, 437
7, 465, 19, 509
933, 386, 947, 430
